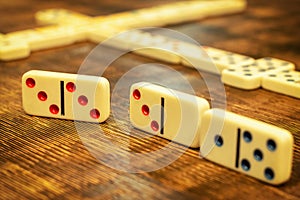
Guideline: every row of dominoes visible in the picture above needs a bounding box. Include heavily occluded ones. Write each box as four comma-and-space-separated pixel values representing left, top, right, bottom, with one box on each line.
0, 0, 247, 61
35, 0, 247, 27
3, 6, 298, 99
4, 27, 298, 100
97, 29, 300, 99
22, 70, 294, 185
107, 30, 300, 99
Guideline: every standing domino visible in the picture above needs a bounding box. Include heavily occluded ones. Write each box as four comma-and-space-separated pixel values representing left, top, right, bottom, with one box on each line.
35, 1, 247, 29
6, 26, 78, 51
262, 70, 300, 98
22, 70, 110, 122
200, 109, 293, 185
129, 82, 209, 148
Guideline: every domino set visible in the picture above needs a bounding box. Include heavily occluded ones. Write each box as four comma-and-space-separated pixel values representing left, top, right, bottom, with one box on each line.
22, 70, 294, 185
2, 0, 298, 186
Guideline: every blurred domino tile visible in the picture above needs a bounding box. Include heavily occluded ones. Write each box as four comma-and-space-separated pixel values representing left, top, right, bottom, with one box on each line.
203, 46, 255, 71
129, 82, 210, 148
35, 0, 247, 28
262, 70, 300, 98
222, 57, 295, 90
0, 0, 247, 61
3, 1, 300, 98
0, 38, 30, 61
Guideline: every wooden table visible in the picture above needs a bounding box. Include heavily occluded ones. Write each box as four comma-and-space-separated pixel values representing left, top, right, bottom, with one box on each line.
0, 0, 299, 199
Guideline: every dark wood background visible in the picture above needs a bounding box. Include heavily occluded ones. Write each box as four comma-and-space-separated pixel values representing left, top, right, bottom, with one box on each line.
0, 0, 300, 199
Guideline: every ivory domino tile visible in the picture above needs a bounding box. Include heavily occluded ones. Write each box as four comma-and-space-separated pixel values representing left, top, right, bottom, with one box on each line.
130, 82, 209, 148
200, 108, 293, 185
262, 70, 300, 98
22, 70, 110, 123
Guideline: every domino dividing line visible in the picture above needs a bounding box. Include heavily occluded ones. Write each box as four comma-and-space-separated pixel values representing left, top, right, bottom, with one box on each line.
160, 97, 165, 135
235, 129, 241, 169
60, 81, 65, 116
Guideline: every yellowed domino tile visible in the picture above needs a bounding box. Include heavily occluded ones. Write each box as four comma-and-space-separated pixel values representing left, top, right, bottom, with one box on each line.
87, 25, 124, 43
0, 38, 30, 61
262, 70, 300, 98
1, 0, 248, 61
200, 108, 293, 185
222, 57, 295, 90
175, 42, 221, 74
22, 70, 110, 123
35, 8, 92, 25
6, 26, 78, 51
132, 33, 182, 64
130, 82, 210, 148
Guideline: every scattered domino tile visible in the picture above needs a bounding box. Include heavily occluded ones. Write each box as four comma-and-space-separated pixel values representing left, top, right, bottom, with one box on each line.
87, 25, 122, 43
200, 108, 293, 185
22, 70, 110, 122
6, 26, 77, 51
35, 8, 92, 25
93, 15, 141, 33
212, 53, 255, 71
35, 0, 247, 28
203, 46, 232, 57
203, 46, 255, 71
221, 57, 295, 90
124, 9, 167, 28
130, 82, 210, 148
0, 38, 30, 61
175, 43, 221, 74
101, 30, 219, 68
148, 0, 246, 25
94, 12, 143, 28
180, 44, 255, 74
255, 57, 295, 70
100, 30, 182, 64
199, 0, 247, 18
128, 32, 182, 64
262, 70, 300, 98
63, 24, 92, 43
101, 29, 150, 51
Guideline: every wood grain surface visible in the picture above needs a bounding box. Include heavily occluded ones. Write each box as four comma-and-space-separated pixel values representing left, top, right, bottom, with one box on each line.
0, 0, 299, 199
